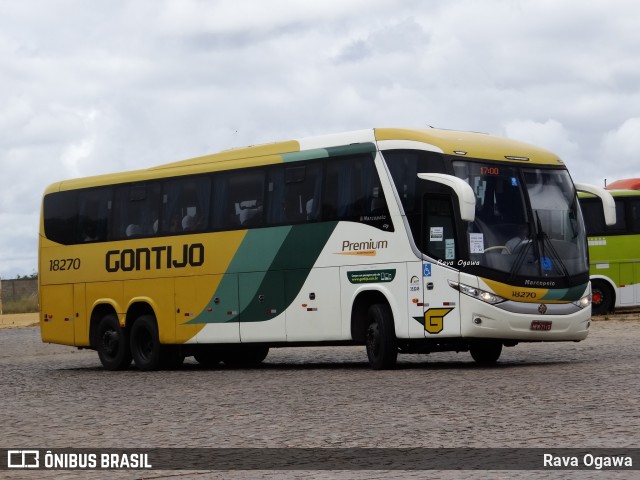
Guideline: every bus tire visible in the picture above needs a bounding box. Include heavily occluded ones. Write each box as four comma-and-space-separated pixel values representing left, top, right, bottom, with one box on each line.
365, 304, 398, 370
96, 314, 132, 371
591, 280, 614, 315
470, 341, 502, 365
130, 315, 162, 371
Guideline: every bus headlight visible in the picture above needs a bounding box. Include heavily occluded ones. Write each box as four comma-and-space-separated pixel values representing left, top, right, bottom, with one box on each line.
572, 294, 591, 309
449, 281, 506, 305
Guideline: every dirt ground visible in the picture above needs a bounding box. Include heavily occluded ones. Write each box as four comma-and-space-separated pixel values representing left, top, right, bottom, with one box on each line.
0, 310, 638, 330
0, 312, 39, 329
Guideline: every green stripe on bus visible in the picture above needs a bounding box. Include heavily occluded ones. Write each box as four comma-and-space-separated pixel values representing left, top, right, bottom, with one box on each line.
540, 283, 588, 302
281, 143, 376, 163
184, 222, 338, 324
239, 222, 339, 323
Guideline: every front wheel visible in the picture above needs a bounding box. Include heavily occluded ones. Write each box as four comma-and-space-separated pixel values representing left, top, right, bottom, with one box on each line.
96, 314, 132, 371
470, 341, 502, 365
365, 304, 398, 370
130, 315, 162, 371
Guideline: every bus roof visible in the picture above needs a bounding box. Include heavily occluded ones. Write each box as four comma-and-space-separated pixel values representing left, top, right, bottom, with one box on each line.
47, 127, 565, 193
579, 189, 640, 199
374, 128, 563, 165
606, 178, 640, 190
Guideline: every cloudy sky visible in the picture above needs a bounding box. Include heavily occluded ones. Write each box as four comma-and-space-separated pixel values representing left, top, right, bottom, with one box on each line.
1, 0, 639, 278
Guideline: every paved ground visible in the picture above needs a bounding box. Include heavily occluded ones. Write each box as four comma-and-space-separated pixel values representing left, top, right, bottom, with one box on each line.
0, 314, 639, 479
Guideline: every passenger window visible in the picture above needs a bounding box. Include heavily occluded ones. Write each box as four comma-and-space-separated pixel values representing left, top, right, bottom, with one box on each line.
630, 199, 640, 234
114, 183, 162, 239
323, 154, 392, 231
267, 164, 322, 225
78, 188, 112, 242
160, 176, 210, 234
43, 191, 78, 245
580, 198, 626, 236
212, 170, 265, 229
44, 187, 113, 244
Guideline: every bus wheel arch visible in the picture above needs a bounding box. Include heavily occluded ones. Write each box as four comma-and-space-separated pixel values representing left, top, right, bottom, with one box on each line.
126, 301, 157, 330
351, 290, 398, 370
90, 305, 132, 371
351, 290, 392, 343
591, 279, 615, 315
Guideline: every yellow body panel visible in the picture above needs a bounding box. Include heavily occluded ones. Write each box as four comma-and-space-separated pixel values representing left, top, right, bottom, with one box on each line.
39, 226, 247, 346
40, 284, 75, 345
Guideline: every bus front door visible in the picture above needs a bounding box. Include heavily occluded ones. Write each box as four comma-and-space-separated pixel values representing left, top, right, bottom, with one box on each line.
421, 193, 462, 337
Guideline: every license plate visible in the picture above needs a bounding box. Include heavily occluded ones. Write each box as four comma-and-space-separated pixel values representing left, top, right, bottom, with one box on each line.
530, 320, 552, 331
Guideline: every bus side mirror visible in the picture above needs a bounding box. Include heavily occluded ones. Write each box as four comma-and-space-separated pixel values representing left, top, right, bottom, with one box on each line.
575, 183, 617, 226
417, 173, 476, 222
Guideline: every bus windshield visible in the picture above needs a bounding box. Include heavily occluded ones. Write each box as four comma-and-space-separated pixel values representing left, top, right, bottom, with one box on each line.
454, 161, 588, 279
382, 149, 588, 283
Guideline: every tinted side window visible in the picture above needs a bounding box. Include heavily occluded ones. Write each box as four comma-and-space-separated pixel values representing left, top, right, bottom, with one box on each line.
212, 169, 265, 230
323, 154, 392, 231
383, 149, 447, 215
43, 191, 78, 245
113, 183, 162, 239
44, 188, 112, 244
580, 199, 605, 236
580, 197, 627, 236
629, 199, 640, 234
78, 188, 112, 242
267, 163, 322, 225
161, 176, 210, 234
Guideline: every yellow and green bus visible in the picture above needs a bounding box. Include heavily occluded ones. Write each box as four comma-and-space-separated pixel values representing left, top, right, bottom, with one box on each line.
39, 127, 615, 370
579, 188, 640, 314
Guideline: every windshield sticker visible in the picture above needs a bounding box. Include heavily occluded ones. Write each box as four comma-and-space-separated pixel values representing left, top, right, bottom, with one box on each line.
469, 233, 484, 254
445, 239, 455, 260
541, 257, 553, 271
430, 227, 443, 241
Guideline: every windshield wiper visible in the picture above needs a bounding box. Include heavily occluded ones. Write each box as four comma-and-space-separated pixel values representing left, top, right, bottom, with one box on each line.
535, 211, 571, 281
508, 227, 535, 281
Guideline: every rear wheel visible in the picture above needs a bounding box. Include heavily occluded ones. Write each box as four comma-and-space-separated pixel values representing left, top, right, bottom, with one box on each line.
130, 315, 162, 371
470, 341, 502, 365
96, 314, 131, 371
591, 280, 614, 315
365, 304, 398, 370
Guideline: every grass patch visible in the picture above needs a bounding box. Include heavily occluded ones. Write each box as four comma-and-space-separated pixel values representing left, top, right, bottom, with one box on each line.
2, 296, 39, 314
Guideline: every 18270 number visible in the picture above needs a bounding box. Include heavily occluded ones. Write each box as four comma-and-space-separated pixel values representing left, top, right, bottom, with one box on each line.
49, 258, 81, 271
